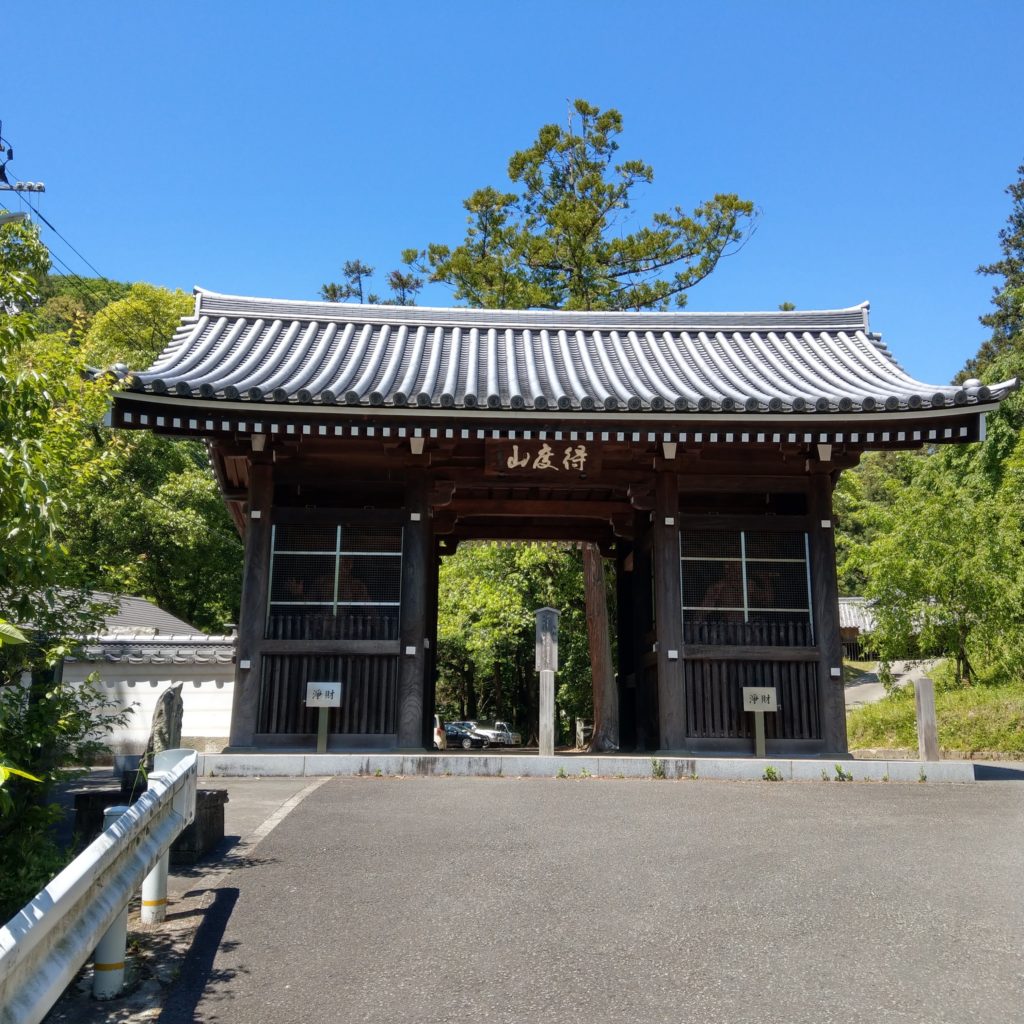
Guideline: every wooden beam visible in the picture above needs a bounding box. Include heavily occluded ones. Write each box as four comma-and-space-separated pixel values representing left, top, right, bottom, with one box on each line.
448, 499, 630, 519
677, 474, 811, 493
443, 523, 615, 546
229, 459, 273, 748
808, 472, 848, 753
254, 639, 401, 657
653, 471, 686, 748
428, 481, 456, 508
678, 514, 811, 533
615, 540, 636, 751
682, 645, 820, 662
631, 511, 657, 751
397, 475, 429, 748
272, 507, 407, 525
584, 542, 618, 751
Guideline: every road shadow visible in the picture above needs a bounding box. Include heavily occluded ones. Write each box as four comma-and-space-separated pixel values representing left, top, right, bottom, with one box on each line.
974, 764, 1024, 781
157, 887, 244, 1023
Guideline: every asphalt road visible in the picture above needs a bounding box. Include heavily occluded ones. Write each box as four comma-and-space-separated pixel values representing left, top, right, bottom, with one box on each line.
160, 778, 1024, 1024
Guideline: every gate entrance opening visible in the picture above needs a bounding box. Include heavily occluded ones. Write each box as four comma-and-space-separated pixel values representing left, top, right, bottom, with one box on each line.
432, 540, 614, 754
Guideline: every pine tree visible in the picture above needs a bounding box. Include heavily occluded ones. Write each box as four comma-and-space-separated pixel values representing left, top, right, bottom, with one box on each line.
963, 162, 1024, 377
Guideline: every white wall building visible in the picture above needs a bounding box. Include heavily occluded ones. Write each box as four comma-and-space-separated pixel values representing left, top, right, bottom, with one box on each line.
62, 595, 236, 754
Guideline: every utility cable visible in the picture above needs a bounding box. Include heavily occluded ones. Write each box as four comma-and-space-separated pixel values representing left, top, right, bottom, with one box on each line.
9, 187, 184, 355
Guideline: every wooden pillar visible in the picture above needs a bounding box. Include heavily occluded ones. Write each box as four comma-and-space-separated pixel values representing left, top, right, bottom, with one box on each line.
808, 471, 848, 753
615, 540, 636, 751
653, 470, 686, 749
229, 459, 273, 748
397, 474, 429, 748
423, 544, 441, 748
584, 543, 618, 750
632, 511, 656, 751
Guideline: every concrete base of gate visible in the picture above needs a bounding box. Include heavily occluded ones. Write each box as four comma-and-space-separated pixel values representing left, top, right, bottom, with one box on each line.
198, 752, 975, 783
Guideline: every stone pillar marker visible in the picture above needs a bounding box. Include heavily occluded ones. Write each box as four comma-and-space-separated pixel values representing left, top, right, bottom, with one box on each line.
535, 607, 560, 757
915, 677, 940, 761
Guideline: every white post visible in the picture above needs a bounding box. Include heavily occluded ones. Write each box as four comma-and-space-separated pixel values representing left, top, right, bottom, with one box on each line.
915, 677, 940, 761
753, 711, 766, 758
535, 608, 560, 758
92, 806, 129, 999
539, 669, 555, 757
140, 852, 169, 925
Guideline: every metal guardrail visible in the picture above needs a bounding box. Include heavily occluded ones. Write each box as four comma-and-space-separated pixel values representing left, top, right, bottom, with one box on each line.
0, 747, 198, 1024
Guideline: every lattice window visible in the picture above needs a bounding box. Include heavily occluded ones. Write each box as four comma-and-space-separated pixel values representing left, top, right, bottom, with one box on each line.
266, 523, 403, 640
680, 529, 813, 646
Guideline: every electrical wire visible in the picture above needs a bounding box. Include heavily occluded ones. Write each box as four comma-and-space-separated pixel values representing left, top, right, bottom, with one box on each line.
8, 186, 184, 357
14, 190, 110, 283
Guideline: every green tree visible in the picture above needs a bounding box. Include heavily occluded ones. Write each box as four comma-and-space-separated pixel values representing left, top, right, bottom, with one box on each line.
322, 258, 422, 306
414, 99, 757, 311
8, 272, 242, 634
59, 284, 244, 631
845, 163, 1024, 686
853, 454, 1020, 682
964, 162, 1024, 376
82, 281, 192, 369
0, 219, 128, 919
0, 218, 105, 646
322, 259, 376, 303
437, 543, 592, 742
35, 273, 131, 337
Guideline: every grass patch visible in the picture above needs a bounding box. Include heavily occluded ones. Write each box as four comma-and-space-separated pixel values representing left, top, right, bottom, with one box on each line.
847, 661, 1024, 755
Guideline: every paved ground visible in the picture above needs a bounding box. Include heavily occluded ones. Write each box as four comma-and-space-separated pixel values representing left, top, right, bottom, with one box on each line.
154, 776, 1024, 1024
844, 660, 937, 708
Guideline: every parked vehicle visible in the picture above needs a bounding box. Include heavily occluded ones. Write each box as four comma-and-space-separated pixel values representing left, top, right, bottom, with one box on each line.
469, 720, 522, 746
444, 723, 488, 749
432, 714, 446, 750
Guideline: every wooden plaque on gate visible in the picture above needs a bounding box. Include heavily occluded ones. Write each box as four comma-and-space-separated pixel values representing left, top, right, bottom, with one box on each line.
484, 439, 601, 479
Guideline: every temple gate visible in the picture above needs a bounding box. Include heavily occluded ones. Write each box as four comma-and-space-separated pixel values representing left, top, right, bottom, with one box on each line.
111, 290, 1016, 755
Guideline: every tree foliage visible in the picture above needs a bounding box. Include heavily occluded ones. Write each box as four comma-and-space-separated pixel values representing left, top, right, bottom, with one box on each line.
0, 219, 130, 918
0, 218, 106, 650
0, 673, 127, 920
840, 162, 1024, 686
321, 257, 422, 306
436, 543, 599, 741
414, 99, 757, 311
18, 280, 243, 633
964, 162, 1024, 376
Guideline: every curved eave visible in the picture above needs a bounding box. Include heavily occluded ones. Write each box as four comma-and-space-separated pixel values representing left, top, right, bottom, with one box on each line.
112, 386, 1008, 427
113, 289, 1019, 418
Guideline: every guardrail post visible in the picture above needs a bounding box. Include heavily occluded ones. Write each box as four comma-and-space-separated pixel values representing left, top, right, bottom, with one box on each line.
0, 750, 199, 1024
142, 748, 197, 923
140, 852, 169, 924
92, 806, 130, 999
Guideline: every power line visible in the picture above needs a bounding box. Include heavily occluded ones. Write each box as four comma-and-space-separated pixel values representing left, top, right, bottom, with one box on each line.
7, 189, 182, 359
14, 190, 110, 283
28, 243, 171, 369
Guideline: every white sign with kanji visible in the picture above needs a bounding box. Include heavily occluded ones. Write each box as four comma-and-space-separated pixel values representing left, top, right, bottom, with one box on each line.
306, 681, 342, 708
485, 439, 601, 478
742, 687, 778, 712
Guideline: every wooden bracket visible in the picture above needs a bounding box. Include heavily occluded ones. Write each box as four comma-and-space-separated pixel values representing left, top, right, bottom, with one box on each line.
627, 482, 656, 512
610, 513, 635, 540
428, 480, 456, 508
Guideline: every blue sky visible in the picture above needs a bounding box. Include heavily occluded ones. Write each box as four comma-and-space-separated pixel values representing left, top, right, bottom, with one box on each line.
5, 0, 1022, 383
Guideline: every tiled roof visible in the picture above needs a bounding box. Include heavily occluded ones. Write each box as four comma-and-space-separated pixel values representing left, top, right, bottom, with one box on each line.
62, 593, 236, 664
122, 289, 1017, 416
839, 597, 876, 633
93, 593, 200, 636
68, 635, 236, 665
